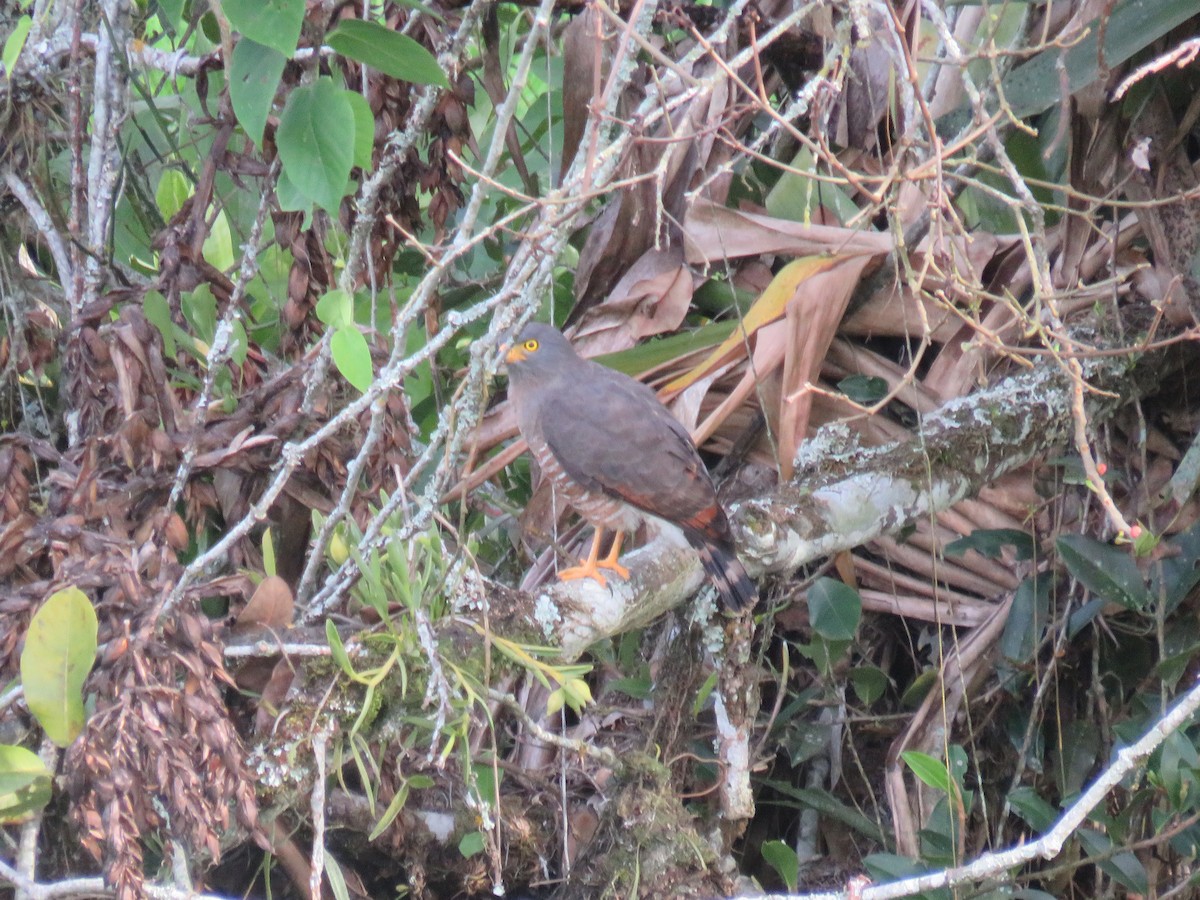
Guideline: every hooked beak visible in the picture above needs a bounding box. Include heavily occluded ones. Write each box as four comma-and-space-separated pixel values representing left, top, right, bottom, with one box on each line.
503, 343, 527, 365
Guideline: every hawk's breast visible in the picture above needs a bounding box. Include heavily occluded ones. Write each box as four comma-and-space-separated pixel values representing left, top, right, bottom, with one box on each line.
528, 432, 644, 532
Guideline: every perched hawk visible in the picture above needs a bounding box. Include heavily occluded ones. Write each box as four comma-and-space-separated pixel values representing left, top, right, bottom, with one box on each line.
505, 323, 756, 611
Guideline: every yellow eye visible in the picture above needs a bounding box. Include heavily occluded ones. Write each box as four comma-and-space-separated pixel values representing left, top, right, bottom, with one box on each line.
523, 339, 539, 352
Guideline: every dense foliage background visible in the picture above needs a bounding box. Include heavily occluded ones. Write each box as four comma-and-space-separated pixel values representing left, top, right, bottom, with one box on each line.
2, 0, 1200, 897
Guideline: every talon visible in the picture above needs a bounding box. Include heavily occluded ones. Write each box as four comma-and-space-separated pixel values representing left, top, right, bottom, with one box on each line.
556, 530, 629, 586
557, 529, 609, 587
559, 562, 608, 587
596, 531, 629, 579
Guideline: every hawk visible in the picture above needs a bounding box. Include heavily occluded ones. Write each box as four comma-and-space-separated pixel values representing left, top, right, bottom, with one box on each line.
505, 323, 756, 611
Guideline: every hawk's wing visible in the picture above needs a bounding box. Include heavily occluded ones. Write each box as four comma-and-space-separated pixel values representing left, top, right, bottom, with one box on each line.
536, 363, 716, 522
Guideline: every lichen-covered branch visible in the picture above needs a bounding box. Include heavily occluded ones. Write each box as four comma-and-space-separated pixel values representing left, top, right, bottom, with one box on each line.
491, 346, 1165, 659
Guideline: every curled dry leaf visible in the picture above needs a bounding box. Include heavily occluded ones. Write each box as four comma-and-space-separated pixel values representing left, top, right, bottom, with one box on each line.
234, 574, 296, 634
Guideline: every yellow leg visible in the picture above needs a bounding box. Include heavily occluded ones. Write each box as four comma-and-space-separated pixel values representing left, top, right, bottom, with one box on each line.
558, 530, 609, 587
596, 531, 630, 580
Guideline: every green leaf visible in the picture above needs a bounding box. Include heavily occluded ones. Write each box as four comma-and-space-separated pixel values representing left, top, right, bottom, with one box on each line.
1056, 719, 1100, 797
902, 751, 952, 794
945, 528, 1035, 562
849, 666, 888, 705
277, 79, 356, 216
1156, 730, 1200, 810
346, 90, 375, 171
0, 744, 52, 823
368, 783, 409, 841
1003, 0, 1198, 118
222, 0, 304, 57
274, 168, 313, 215
202, 207, 234, 271
229, 38, 286, 147
230, 319, 248, 367
807, 577, 861, 641
760, 840, 799, 891
997, 574, 1050, 689
837, 374, 888, 405
331, 326, 373, 393
143, 291, 177, 358
326, 620, 358, 680
157, 0, 187, 36
21, 588, 98, 747
458, 830, 485, 857
326, 19, 449, 88
1057, 534, 1153, 611
862, 853, 948, 899
3, 15, 32, 77
1006, 786, 1058, 832
155, 169, 191, 220
758, 781, 888, 844
1078, 827, 1149, 894
182, 285, 217, 347
901, 668, 936, 707
316, 288, 355, 328
605, 676, 652, 700
324, 853, 352, 900
692, 671, 717, 717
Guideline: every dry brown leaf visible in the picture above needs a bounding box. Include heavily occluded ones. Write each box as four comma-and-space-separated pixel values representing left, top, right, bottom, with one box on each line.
682, 200, 892, 264
235, 574, 295, 633
559, 6, 608, 182
666, 256, 844, 395
569, 245, 696, 356
778, 255, 873, 480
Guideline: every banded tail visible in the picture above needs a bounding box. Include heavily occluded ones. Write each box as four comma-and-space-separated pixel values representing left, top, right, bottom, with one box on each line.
681, 505, 757, 612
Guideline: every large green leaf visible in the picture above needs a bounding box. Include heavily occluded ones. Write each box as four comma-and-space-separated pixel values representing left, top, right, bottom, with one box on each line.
945, 528, 1035, 562
1004, 0, 1198, 118
760, 841, 798, 892
3, 15, 32, 77
1056, 533, 1153, 611
229, 38, 286, 148
997, 574, 1050, 689
1078, 827, 1150, 894
902, 751, 953, 794
222, 0, 304, 57
326, 19, 449, 88
346, 91, 376, 171
331, 327, 373, 393
155, 169, 191, 221
20, 587, 98, 747
277, 79, 356, 216
1006, 785, 1058, 832
0, 744, 52, 823
807, 577, 861, 641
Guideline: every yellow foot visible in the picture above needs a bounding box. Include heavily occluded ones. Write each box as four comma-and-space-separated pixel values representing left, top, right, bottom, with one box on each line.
595, 557, 630, 580
557, 530, 629, 587
558, 561, 610, 587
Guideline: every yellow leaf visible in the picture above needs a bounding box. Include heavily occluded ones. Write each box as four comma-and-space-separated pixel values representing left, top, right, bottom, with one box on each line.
665, 256, 841, 394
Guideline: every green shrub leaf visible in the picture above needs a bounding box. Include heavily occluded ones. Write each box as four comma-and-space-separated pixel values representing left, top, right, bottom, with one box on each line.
2, 16, 32, 77
1057, 534, 1153, 610
326, 20, 449, 88
230, 39, 286, 147
0, 744, 52, 822
21, 588, 98, 747
277, 79, 356, 216
807, 577, 861, 641
331, 326, 373, 394
223, 0, 304, 57
760, 840, 798, 891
